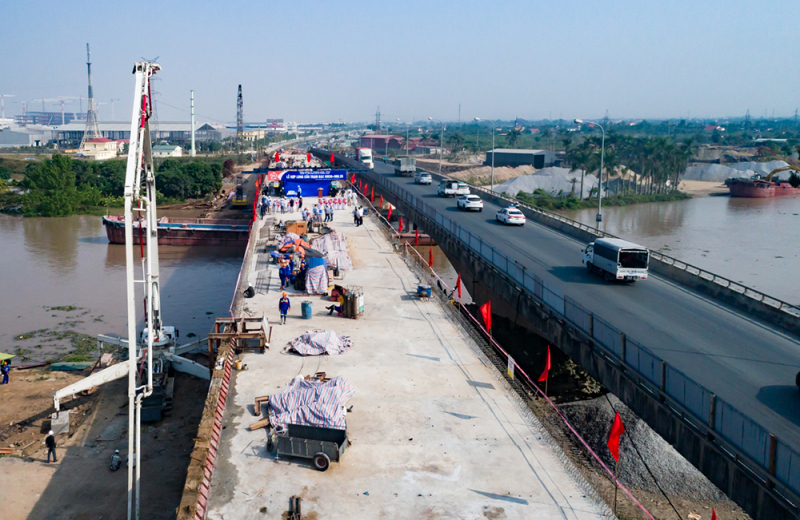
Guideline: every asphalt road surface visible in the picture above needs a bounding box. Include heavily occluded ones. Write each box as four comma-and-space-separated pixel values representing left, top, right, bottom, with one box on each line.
371, 160, 800, 451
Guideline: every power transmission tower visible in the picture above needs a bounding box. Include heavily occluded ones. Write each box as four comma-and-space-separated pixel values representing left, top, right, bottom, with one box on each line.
236, 85, 243, 153
794, 108, 798, 126
745, 109, 751, 129
375, 106, 381, 133
80, 43, 102, 148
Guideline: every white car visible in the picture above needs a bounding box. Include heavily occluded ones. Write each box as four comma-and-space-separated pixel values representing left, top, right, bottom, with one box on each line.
414, 172, 432, 184
457, 194, 483, 212
496, 207, 526, 225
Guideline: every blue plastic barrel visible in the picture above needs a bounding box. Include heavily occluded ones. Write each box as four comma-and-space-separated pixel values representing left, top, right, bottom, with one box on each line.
418, 284, 432, 298
301, 301, 313, 319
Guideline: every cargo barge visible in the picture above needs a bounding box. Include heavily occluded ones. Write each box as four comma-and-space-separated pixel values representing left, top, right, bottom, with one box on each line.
727, 179, 800, 198
102, 215, 250, 246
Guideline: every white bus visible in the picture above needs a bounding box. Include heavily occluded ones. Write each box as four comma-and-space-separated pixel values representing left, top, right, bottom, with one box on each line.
583, 238, 649, 282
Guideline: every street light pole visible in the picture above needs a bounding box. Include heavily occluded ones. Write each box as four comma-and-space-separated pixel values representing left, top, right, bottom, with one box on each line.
396, 118, 409, 155
428, 117, 444, 175
574, 119, 605, 230
475, 118, 496, 191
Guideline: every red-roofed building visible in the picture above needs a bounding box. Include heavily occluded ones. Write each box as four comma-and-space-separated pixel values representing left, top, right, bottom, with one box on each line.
359, 134, 406, 151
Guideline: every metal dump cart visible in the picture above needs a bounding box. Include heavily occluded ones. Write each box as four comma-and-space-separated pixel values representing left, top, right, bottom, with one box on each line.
275, 424, 348, 471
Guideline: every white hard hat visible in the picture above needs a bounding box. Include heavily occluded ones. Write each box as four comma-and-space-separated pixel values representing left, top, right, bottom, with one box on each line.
48, 430, 54, 435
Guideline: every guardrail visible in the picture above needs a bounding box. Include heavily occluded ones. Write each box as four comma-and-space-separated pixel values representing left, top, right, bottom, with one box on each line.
450, 174, 800, 321
356, 165, 800, 509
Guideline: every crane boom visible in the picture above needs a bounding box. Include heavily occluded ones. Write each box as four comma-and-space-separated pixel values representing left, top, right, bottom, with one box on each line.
764, 165, 800, 183
123, 60, 161, 520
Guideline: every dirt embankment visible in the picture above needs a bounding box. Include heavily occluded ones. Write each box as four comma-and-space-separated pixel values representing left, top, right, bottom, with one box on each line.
0, 369, 208, 520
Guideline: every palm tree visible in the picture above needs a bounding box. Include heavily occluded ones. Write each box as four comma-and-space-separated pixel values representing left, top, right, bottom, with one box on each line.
506, 128, 522, 148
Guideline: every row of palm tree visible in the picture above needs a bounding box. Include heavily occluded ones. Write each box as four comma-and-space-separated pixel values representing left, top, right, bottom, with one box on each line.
566, 133, 693, 199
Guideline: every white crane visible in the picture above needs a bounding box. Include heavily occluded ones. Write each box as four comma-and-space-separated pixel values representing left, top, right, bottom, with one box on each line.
124, 60, 162, 520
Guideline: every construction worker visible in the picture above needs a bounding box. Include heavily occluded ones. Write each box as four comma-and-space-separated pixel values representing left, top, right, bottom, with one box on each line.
279, 292, 291, 325
110, 449, 122, 471
1, 360, 9, 384
45, 430, 57, 463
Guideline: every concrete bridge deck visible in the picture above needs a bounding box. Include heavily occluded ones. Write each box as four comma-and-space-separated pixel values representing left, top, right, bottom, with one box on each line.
205, 200, 610, 520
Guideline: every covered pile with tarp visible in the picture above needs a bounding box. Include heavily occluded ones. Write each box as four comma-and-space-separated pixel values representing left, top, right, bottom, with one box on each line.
311, 231, 354, 271
269, 376, 355, 429
278, 233, 324, 258
305, 256, 328, 294
288, 330, 352, 356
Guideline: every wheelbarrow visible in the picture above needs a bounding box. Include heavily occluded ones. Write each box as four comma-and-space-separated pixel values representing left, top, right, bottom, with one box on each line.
274, 424, 348, 471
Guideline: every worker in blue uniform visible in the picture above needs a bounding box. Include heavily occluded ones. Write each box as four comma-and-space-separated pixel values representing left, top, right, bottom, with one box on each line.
279, 292, 291, 324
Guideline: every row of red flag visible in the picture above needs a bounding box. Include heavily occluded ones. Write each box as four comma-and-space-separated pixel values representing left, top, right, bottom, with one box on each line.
348, 172, 720, 519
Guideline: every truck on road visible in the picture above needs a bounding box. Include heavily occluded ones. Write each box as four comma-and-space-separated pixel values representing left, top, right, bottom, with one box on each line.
355, 148, 374, 169
393, 156, 416, 176
583, 238, 649, 282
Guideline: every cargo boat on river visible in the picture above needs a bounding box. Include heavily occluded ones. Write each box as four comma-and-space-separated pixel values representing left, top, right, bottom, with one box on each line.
727, 179, 800, 198
102, 215, 250, 246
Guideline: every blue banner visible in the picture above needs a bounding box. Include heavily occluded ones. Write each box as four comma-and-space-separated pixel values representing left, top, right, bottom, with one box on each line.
281, 169, 347, 181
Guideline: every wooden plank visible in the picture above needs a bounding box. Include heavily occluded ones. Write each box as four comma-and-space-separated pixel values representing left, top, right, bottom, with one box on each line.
248, 417, 271, 431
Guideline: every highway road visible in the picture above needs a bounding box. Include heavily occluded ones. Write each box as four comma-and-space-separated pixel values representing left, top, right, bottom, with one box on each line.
371, 160, 800, 450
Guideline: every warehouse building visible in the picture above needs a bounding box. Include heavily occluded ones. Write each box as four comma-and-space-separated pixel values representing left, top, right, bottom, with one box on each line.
485, 149, 556, 169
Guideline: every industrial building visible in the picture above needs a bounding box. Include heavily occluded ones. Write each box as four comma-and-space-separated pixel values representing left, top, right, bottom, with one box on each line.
485, 149, 556, 168
15, 111, 86, 126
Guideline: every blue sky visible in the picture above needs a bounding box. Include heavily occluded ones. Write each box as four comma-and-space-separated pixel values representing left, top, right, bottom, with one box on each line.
2, 0, 799, 124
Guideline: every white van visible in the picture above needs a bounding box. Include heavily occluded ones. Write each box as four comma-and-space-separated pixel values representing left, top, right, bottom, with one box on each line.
438, 180, 470, 197
583, 238, 649, 282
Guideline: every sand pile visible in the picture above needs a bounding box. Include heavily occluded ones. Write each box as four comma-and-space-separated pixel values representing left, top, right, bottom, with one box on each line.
682, 160, 788, 182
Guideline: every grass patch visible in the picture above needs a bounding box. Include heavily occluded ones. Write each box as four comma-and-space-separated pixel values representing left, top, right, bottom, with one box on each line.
515, 190, 691, 211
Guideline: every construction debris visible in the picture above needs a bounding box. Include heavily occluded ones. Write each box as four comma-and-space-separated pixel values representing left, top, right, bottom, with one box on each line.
311, 231, 353, 271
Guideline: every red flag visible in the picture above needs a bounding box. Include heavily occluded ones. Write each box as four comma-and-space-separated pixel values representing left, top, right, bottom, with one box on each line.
538, 346, 551, 382
364, 183, 368, 195
399, 216, 404, 233
275, 152, 280, 162
608, 411, 625, 463
380, 194, 384, 207
480, 301, 492, 331
359, 180, 362, 190
711, 508, 717, 520
330, 152, 335, 164
387, 205, 392, 221
415, 227, 419, 246
371, 187, 374, 203
428, 245, 433, 267
307, 152, 311, 163
351, 173, 356, 183
456, 272, 462, 299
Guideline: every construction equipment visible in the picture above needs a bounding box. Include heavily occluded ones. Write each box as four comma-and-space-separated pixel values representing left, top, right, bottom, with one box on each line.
763, 165, 800, 183
231, 176, 248, 208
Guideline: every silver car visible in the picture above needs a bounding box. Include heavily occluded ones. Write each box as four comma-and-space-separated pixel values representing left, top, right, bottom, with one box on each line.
414, 172, 432, 184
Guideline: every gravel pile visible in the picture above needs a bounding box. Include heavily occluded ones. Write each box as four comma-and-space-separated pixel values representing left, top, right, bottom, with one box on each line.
559, 394, 728, 502
682, 160, 788, 182
492, 167, 599, 199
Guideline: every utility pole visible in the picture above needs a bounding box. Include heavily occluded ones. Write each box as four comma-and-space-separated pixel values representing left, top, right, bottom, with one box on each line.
190, 90, 196, 157
375, 106, 381, 133
110, 98, 120, 119
236, 85, 243, 156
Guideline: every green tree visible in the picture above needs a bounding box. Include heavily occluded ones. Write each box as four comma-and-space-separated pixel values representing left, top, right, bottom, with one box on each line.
506, 128, 522, 147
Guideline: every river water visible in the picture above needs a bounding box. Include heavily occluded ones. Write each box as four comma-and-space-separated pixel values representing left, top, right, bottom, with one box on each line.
0, 212, 244, 363
559, 195, 800, 305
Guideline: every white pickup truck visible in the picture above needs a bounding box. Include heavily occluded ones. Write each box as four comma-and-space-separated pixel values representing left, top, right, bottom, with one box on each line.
583, 238, 649, 282
438, 180, 470, 197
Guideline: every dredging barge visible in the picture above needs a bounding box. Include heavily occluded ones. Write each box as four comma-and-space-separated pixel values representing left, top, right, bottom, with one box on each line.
102, 215, 250, 246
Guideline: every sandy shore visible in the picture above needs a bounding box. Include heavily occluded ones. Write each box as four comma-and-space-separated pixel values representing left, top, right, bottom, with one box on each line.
678, 180, 729, 197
